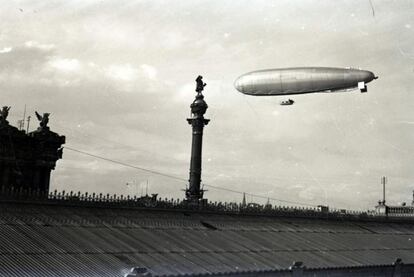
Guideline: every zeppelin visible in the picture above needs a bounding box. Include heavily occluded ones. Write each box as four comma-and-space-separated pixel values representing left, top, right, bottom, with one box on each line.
234, 67, 378, 96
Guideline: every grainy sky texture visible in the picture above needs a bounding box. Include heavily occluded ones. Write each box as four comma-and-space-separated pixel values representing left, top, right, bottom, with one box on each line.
1, 0, 413, 210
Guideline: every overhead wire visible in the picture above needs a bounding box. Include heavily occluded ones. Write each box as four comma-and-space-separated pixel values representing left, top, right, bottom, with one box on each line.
54, 121, 380, 185
64, 146, 185, 182
64, 145, 318, 207
204, 183, 317, 207
52, 121, 175, 162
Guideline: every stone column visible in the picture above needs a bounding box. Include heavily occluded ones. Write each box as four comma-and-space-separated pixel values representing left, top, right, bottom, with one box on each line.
186, 76, 209, 202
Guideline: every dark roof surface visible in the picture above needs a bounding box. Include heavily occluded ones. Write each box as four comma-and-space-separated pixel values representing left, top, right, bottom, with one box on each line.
1, 200, 414, 277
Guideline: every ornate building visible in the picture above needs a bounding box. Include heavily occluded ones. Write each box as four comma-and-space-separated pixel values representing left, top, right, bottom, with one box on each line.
0, 106, 65, 193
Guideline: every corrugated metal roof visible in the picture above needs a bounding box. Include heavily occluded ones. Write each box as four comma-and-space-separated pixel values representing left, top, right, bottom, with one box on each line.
1, 201, 414, 276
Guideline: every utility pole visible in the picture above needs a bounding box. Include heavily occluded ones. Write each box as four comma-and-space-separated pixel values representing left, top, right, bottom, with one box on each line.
22, 104, 26, 131
17, 120, 24, 130
26, 116, 31, 133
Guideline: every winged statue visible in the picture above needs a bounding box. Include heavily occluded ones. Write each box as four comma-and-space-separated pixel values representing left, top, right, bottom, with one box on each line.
0, 106, 11, 123
35, 111, 50, 128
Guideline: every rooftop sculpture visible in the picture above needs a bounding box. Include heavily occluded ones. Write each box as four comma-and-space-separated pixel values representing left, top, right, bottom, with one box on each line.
0, 106, 11, 124
35, 111, 50, 129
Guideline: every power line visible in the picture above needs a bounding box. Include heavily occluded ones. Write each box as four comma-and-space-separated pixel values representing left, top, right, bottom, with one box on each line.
64, 146, 318, 207
64, 146, 186, 182
204, 183, 317, 207
55, 122, 381, 186
53, 121, 175, 162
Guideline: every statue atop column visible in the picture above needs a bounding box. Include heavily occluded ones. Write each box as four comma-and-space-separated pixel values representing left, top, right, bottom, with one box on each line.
186, 75, 210, 204
0, 106, 11, 125
195, 75, 206, 94
190, 76, 208, 116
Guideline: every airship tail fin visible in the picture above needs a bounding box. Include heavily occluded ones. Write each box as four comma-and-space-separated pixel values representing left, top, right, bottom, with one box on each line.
358, 81, 367, 93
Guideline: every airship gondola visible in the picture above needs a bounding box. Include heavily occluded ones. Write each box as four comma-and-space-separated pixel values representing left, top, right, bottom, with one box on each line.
280, 99, 295, 106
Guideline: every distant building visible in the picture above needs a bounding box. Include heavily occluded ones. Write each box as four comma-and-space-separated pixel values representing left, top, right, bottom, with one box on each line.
375, 190, 414, 216
375, 200, 388, 215
387, 203, 414, 216
317, 205, 329, 213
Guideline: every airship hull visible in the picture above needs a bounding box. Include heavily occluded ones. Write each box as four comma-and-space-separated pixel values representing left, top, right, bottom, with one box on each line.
234, 67, 376, 96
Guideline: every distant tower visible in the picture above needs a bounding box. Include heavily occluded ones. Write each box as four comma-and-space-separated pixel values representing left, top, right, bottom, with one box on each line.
382, 176, 387, 205
242, 193, 246, 207
375, 176, 388, 215
412, 190, 414, 206
185, 76, 209, 203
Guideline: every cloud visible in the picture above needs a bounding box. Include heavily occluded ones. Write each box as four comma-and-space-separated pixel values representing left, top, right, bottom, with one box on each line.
140, 64, 157, 80
0, 47, 12, 53
0, 41, 55, 78
24, 41, 55, 51
48, 58, 81, 72
103, 63, 161, 93
397, 121, 414, 125
0, 42, 84, 89
1, 1, 413, 209
162, 31, 187, 50
175, 82, 194, 102
105, 64, 138, 81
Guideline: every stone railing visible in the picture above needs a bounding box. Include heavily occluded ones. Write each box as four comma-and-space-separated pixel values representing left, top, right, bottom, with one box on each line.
0, 185, 413, 222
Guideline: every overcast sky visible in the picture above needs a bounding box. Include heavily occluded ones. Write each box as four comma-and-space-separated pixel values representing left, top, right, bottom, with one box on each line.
1, 0, 413, 210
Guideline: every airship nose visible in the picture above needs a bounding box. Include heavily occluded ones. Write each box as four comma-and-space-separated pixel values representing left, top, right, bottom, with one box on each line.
359, 70, 376, 83
234, 76, 243, 92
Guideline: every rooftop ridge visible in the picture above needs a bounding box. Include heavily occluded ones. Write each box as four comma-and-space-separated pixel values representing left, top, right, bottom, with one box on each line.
1, 185, 413, 223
